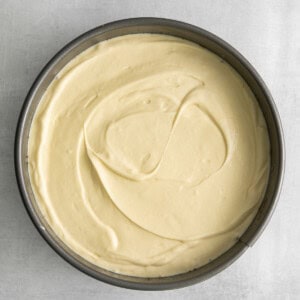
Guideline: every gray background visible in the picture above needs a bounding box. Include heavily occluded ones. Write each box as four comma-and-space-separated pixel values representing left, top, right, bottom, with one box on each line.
1, 0, 299, 299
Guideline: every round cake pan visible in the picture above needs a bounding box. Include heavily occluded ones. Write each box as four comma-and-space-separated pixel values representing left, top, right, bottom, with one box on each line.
15, 18, 284, 290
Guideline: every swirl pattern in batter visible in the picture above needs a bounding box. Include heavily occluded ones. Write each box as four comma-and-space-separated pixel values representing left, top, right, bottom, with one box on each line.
28, 34, 270, 277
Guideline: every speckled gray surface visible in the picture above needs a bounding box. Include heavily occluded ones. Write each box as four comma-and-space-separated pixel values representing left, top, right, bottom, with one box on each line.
1, 0, 299, 299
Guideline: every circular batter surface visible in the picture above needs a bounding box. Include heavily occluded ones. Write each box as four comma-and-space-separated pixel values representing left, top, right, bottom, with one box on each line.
28, 34, 270, 277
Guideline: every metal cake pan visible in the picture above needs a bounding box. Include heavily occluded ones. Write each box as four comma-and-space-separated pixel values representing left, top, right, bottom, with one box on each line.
15, 18, 285, 290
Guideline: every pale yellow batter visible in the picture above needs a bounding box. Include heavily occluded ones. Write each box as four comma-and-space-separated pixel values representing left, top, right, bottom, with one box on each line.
28, 34, 270, 277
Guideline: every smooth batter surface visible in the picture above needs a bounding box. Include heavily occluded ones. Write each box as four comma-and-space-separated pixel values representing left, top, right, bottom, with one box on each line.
28, 34, 270, 277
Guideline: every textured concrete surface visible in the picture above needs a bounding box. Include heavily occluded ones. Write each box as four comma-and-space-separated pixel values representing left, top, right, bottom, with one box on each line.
0, 0, 299, 299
